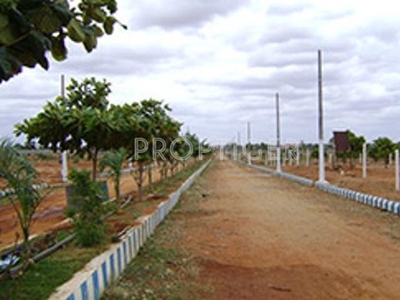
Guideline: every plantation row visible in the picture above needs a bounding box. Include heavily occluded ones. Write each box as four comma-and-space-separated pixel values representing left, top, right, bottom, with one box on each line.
0, 77, 210, 283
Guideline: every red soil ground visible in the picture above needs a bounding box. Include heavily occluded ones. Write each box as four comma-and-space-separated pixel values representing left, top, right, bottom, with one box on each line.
263, 159, 400, 202
179, 160, 400, 299
0, 154, 174, 250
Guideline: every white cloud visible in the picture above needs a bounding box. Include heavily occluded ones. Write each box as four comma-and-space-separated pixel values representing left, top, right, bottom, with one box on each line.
128, 0, 245, 30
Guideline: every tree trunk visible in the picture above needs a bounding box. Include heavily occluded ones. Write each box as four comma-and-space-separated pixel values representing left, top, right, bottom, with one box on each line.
138, 164, 144, 201
148, 165, 152, 185
115, 174, 120, 199
92, 149, 98, 181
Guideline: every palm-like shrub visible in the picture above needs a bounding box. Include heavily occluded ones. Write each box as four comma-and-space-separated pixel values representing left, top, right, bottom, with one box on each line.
0, 139, 44, 268
99, 148, 127, 200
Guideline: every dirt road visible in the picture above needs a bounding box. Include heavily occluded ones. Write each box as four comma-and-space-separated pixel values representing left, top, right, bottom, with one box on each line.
180, 159, 400, 299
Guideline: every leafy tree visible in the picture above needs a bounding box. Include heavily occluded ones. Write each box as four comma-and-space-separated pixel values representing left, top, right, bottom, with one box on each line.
15, 77, 113, 179
369, 137, 395, 167
331, 130, 365, 168
347, 130, 365, 167
0, 138, 45, 269
99, 147, 126, 200
183, 131, 211, 161
127, 99, 181, 201
0, 0, 126, 83
159, 114, 183, 177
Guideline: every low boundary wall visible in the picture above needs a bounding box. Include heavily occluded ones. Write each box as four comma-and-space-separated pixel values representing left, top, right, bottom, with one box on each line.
49, 160, 211, 300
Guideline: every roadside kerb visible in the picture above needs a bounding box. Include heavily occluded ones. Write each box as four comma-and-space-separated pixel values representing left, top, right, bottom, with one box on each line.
239, 161, 313, 187
237, 160, 400, 216
0, 183, 49, 199
49, 159, 211, 300
315, 182, 400, 215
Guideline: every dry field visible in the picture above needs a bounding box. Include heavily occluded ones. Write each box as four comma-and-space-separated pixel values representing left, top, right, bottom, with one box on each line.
0, 153, 182, 250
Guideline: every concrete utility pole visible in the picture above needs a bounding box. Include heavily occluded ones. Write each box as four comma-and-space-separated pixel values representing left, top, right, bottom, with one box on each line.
61, 74, 68, 183
362, 142, 367, 179
296, 147, 300, 166
247, 122, 252, 165
276, 92, 282, 172
396, 149, 399, 191
237, 132, 242, 162
317, 49, 326, 183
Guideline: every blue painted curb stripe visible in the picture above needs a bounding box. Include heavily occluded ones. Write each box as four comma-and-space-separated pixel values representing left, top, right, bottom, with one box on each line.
123, 241, 128, 267
101, 261, 108, 287
128, 235, 133, 261
80, 281, 89, 300
117, 247, 122, 275
66, 294, 75, 300
110, 253, 115, 281
92, 271, 100, 300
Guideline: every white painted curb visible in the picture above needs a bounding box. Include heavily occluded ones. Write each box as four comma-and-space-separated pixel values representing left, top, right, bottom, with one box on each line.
49, 160, 211, 300
240, 161, 314, 186
315, 182, 400, 215
240, 161, 400, 216
0, 183, 49, 199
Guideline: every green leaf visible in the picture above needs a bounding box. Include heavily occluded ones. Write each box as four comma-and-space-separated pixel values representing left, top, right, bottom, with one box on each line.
0, 26, 15, 45
11, 49, 36, 67
26, 6, 64, 35
52, 2, 73, 25
0, 46, 22, 82
8, 30, 50, 69
106, 0, 117, 14
0, 15, 20, 45
50, 34, 67, 61
67, 18, 85, 42
103, 16, 115, 34
83, 34, 97, 52
28, 30, 50, 69
0, 13, 9, 29
88, 7, 106, 23
16, 0, 43, 11
92, 24, 103, 37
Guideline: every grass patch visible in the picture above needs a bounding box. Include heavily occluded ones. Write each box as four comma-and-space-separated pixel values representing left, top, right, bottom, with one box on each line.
55, 229, 73, 242
150, 162, 204, 194
0, 243, 107, 300
102, 237, 203, 300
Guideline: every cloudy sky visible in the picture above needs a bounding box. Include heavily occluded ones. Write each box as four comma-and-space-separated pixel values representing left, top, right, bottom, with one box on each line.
1, 0, 400, 146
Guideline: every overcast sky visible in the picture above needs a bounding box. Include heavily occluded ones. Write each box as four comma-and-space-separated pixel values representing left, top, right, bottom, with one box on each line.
1, 0, 399, 146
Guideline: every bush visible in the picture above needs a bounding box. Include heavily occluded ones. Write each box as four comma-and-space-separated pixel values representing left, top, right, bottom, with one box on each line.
66, 169, 108, 247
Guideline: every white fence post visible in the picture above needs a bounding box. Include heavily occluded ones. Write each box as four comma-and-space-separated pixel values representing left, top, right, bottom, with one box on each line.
396, 149, 399, 191
362, 142, 367, 179
296, 148, 300, 166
